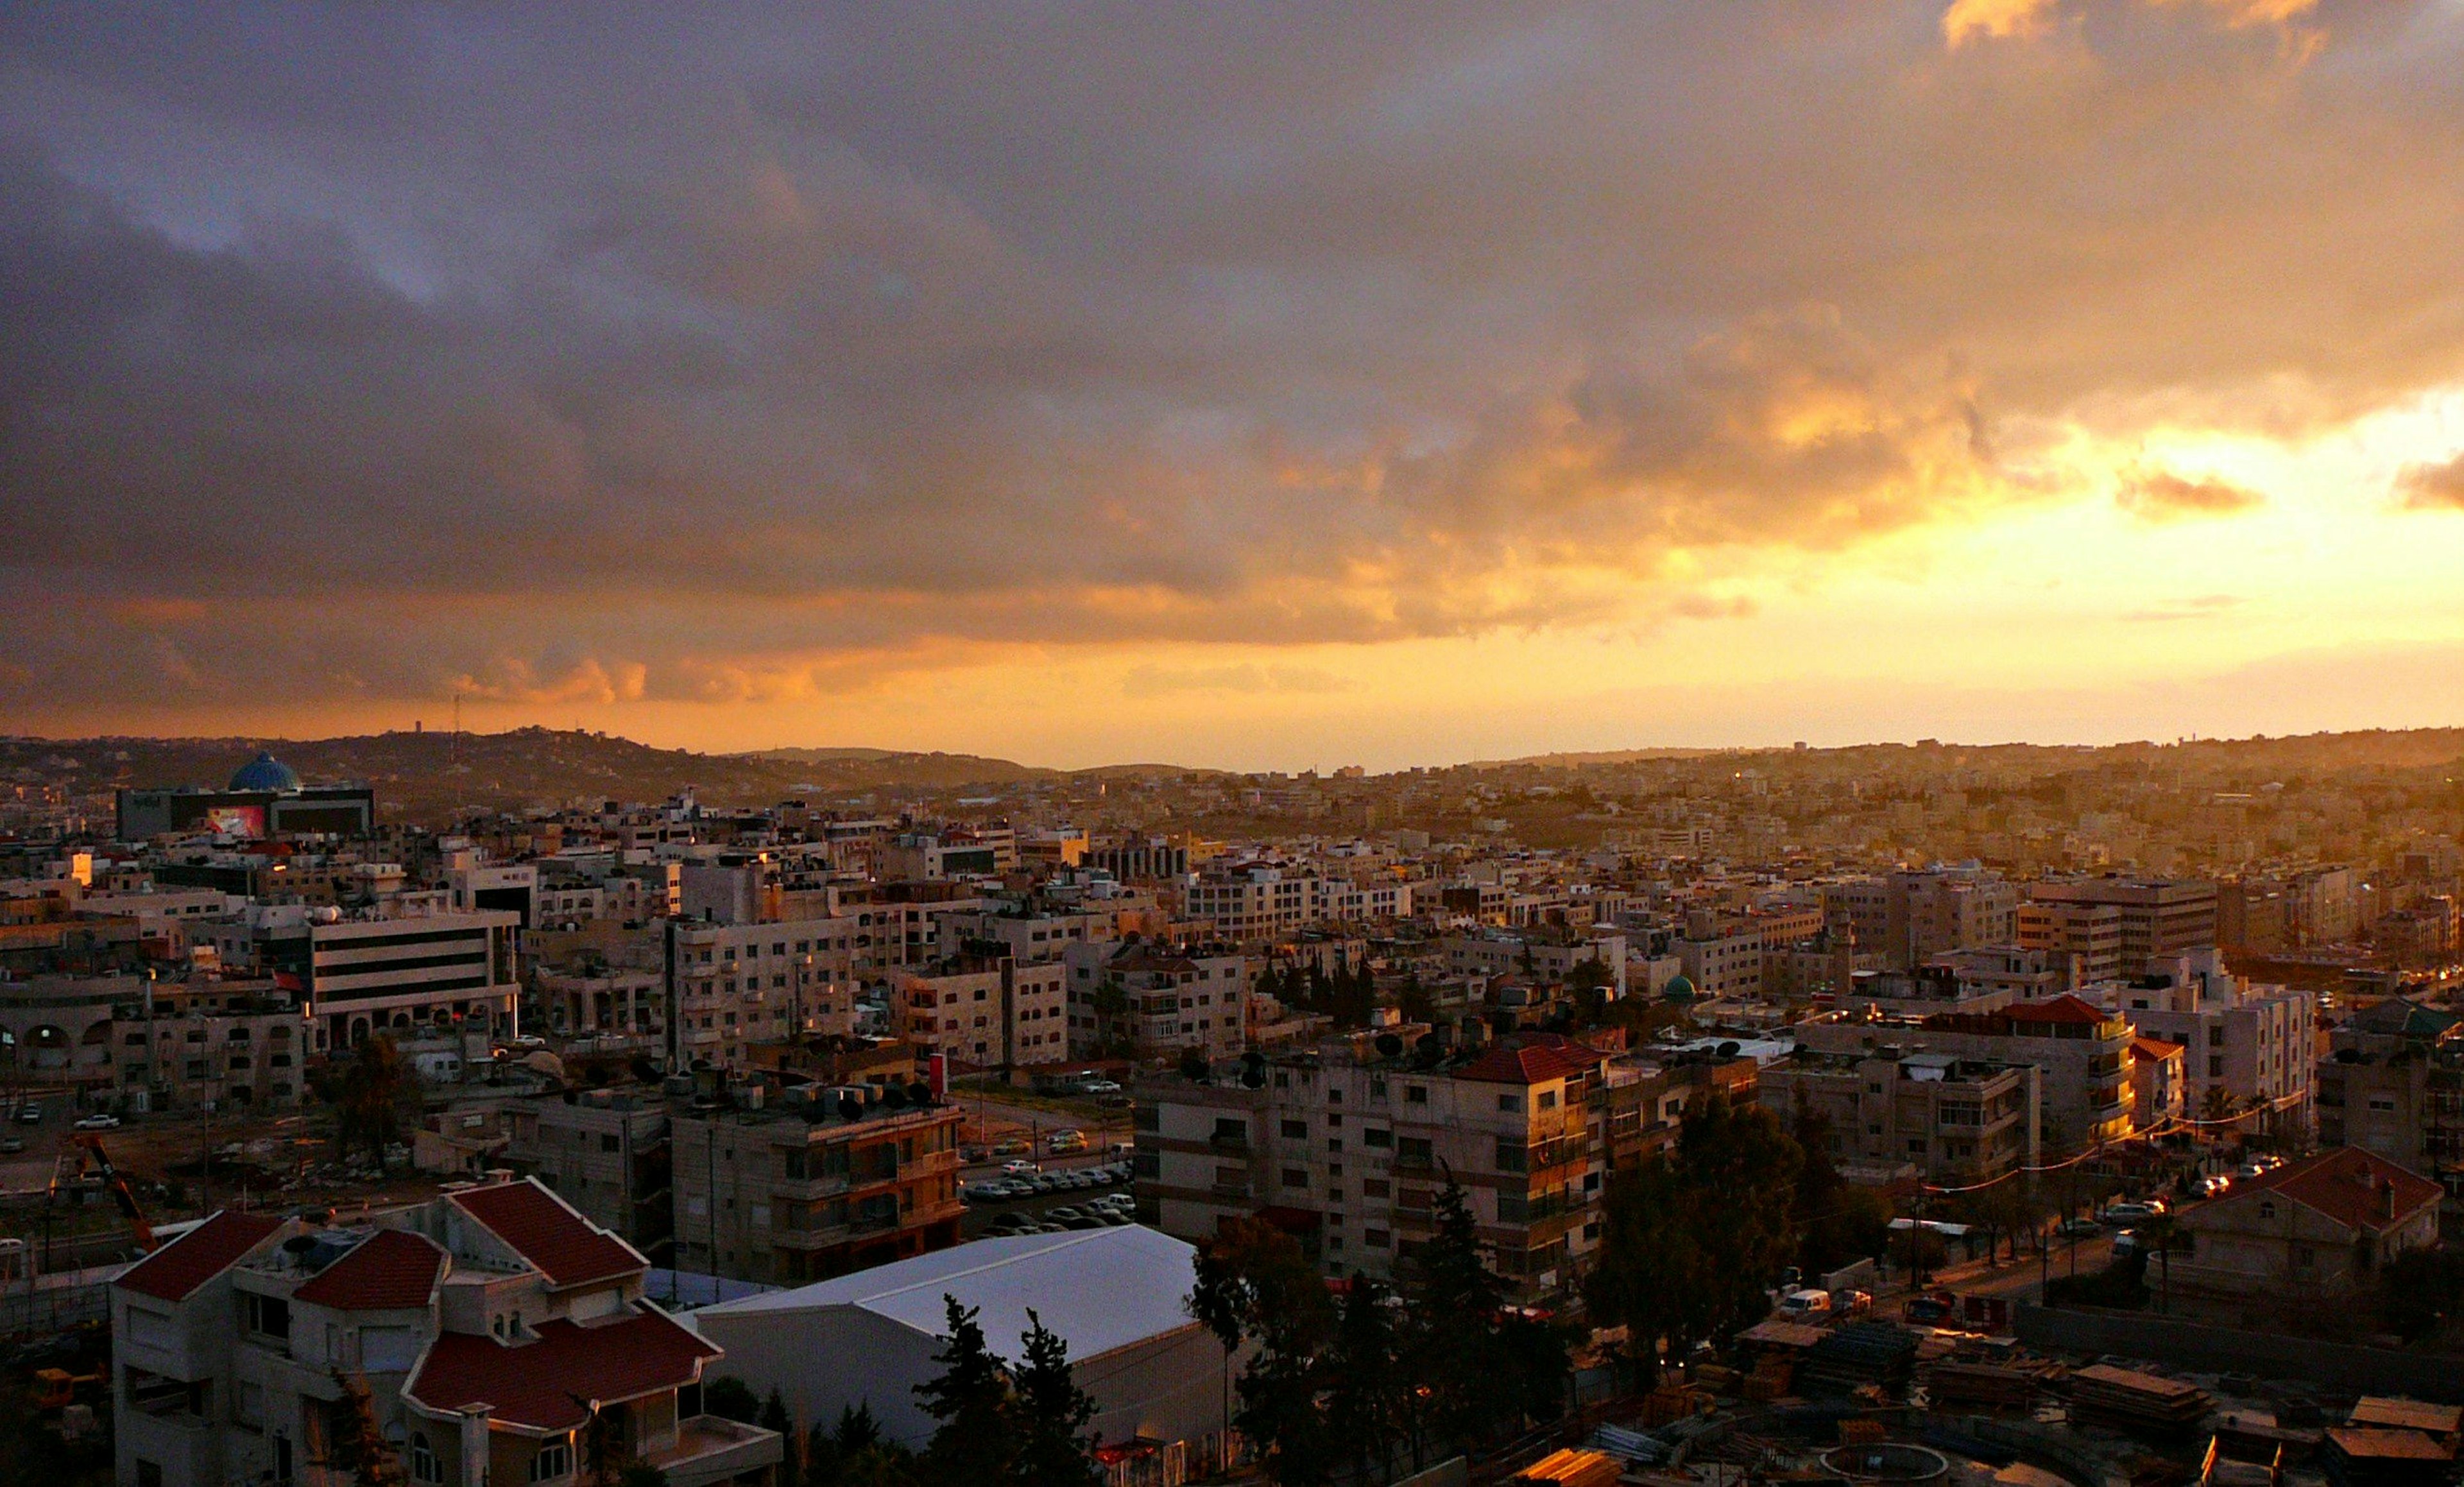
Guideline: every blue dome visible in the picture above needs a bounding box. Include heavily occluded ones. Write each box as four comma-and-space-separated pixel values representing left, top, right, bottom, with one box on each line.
228, 752, 302, 792
1662, 973, 1698, 1004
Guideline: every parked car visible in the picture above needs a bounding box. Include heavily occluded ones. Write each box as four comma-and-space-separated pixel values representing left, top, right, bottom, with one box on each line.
2194, 1174, 2232, 1198
1045, 1128, 1088, 1153
2103, 1200, 2165, 1225
73, 1115, 121, 1131
2055, 1217, 2102, 1238
1081, 1079, 1123, 1096
1108, 1140, 1136, 1158
959, 1145, 989, 1164
1000, 1159, 1039, 1177
15, 1105, 42, 1125
0, 1137, 22, 1155
1831, 1289, 1873, 1318
1775, 1288, 1833, 1319
1904, 1296, 1953, 1326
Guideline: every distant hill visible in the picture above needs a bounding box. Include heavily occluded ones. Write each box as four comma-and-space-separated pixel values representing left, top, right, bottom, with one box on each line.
741, 746, 1056, 784
0, 728, 1090, 823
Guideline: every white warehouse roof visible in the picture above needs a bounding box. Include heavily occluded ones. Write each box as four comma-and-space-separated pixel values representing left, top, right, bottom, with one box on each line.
693, 1226, 1202, 1362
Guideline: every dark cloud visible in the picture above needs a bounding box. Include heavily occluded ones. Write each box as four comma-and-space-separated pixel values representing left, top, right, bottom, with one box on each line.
3, 2, 2463, 714
2395, 451, 2464, 510
2115, 469, 2267, 521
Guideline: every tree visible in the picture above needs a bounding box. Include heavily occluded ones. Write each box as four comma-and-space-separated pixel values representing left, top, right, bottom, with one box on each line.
804, 1403, 917, 1487
316, 1034, 414, 1171
703, 1376, 762, 1424
1324, 1276, 1405, 1484
1186, 1219, 1336, 1486
1399, 970, 1434, 1026
1011, 1310, 1102, 1487
1178, 1047, 1210, 1081
2141, 1213, 2187, 1314
1586, 1156, 1704, 1382
1405, 1180, 1511, 1452
1675, 1093, 1802, 1337
320, 1370, 406, 1487
914, 1296, 1015, 1483
760, 1388, 798, 1483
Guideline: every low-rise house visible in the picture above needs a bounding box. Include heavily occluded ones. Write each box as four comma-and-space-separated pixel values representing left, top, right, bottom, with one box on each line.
2169, 1147, 2441, 1297
109, 1178, 780, 1487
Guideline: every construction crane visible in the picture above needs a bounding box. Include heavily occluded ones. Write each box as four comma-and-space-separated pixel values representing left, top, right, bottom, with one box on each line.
62, 1132, 155, 1251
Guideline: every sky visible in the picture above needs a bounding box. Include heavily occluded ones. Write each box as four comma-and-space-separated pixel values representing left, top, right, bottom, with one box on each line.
7, 1, 2464, 771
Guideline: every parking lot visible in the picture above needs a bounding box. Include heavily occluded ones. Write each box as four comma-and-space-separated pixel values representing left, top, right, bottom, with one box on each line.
957, 1154, 1140, 1239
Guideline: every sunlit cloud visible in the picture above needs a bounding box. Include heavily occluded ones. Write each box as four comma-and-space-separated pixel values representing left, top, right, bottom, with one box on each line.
2115, 468, 2266, 522
2395, 451, 2464, 511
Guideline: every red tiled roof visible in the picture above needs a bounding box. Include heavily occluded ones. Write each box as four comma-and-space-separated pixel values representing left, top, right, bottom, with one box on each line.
2007, 995, 2112, 1025
295, 1229, 447, 1311
1454, 1033, 1605, 1086
450, 1180, 644, 1289
404, 1309, 720, 1431
2130, 1036, 2186, 1060
114, 1210, 286, 1302
2241, 1147, 2442, 1233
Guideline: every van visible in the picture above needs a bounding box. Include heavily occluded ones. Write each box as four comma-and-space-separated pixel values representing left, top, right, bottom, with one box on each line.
1776, 1289, 1833, 1319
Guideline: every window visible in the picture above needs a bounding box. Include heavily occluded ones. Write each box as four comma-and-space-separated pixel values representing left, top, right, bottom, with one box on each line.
1494, 1139, 1527, 1173
529, 1440, 572, 1482
1406, 1085, 1428, 1104
2209, 1056, 2224, 1078
409, 1434, 443, 1484
1497, 1094, 1521, 1113
1397, 1136, 1433, 1168
1537, 1090, 1557, 1110
1283, 1168, 1308, 1188
1281, 1119, 1308, 1139
241, 1291, 291, 1345
2258, 1201, 2275, 1219
1362, 1126, 1391, 1149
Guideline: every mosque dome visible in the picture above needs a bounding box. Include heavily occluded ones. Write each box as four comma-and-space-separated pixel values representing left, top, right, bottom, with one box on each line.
1661, 973, 1697, 1004
228, 751, 302, 792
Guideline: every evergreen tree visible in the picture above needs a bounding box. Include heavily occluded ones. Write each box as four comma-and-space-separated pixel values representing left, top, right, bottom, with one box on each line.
1324, 1275, 1404, 1483
914, 1296, 1015, 1483
1677, 1092, 1802, 1338
1584, 1155, 1704, 1381
758, 1388, 797, 1483
1010, 1311, 1102, 1487
1405, 1180, 1509, 1452
703, 1377, 762, 1423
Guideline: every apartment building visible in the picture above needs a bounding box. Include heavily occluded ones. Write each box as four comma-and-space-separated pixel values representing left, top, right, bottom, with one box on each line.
1181, 863, 1330, 941
2109, 965, 2316, 1134
1759, 1050, 2040, 1185
663, 916, 861, 1073
110, 1180, 779, 1487
671, 1088, 964, 1285
1797, 995, 2135, 1155
932, 907, 1116, 963
2017, 898, 2125, 983
1134, 1032, 1622, 1298
1062, 940, 1253, 1061
1823, 870, 2017, 972
1442, 929, 1629, 996
899, 955, 1070, 1068
2028, 877, 2218, 967
499, 1090, 675, 1257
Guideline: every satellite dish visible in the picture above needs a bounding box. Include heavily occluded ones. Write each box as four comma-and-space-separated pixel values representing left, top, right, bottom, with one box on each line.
908, 1081, 934, 1105
1718, 1041, 1741, 1058
1374, 1033, 1403, 1057
1240, 1066, 1265, 1089
838, 1095, 864, 1121
883, 1084, 909, 1108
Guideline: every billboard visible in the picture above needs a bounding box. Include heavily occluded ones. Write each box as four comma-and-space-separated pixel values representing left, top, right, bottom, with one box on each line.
199, 804, 266, 838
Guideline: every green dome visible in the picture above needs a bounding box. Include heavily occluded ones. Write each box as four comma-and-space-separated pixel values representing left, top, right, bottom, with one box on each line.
1663, 973, 1697, 1003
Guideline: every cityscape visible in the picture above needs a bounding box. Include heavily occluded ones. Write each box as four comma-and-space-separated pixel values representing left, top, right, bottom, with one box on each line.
10, 6, 2464, 1487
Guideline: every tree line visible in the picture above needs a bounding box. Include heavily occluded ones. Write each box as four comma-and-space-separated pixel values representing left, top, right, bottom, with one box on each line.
706, 1297, 1108, 1487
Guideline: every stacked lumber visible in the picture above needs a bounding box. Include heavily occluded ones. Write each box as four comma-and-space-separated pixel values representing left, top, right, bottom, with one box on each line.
1839, 1418, 1889, 1446
1797, 1322, 1919, 1399
1743, 1355, 1797, 1402
1512, 1448, 1623, 1487
1926, 1361, 2037, 1409
2068, 1365, 2212, 1436
1641, 1383, 1704, 1426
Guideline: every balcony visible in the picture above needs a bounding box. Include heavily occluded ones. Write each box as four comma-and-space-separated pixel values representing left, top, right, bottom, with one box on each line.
642, 1414, 783, 1487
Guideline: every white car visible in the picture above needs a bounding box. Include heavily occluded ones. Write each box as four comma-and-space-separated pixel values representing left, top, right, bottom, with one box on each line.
1000, 1159, 1038, 1177
73, 1114, 122, 1131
